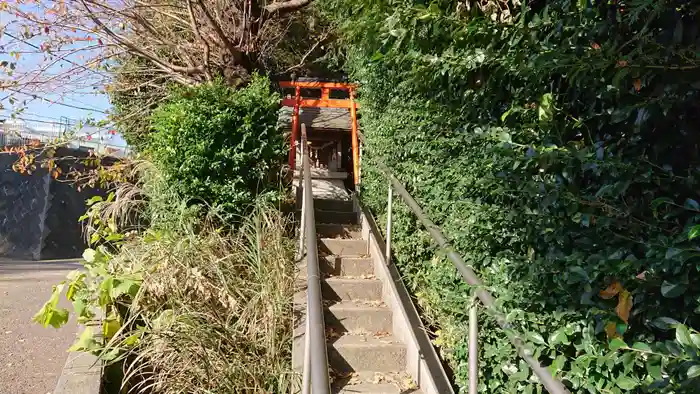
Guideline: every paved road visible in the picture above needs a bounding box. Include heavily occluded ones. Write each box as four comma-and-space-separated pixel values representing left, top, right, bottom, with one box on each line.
0, 259, 82, 394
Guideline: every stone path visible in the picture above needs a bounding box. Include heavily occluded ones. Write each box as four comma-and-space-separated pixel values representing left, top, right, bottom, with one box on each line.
0, 259, 81, 394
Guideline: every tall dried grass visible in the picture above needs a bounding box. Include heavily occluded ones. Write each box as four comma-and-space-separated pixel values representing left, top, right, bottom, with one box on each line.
93, 163, 295, 393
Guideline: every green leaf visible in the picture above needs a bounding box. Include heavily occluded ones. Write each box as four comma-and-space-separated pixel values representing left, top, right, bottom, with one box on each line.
83, 249, 96, 263
610, 338, 627, 352
661, 281, 687, 298
676, 324, 693, 347
32, 284, 70, 329
665, 248, 682, 259
530, 333, 546, 345
72, 298, 94, 323
69, 327, 100, 352
549, 330, 567, 346
632, 342, 651, 352
611, 108, 630, 124
688, 365, 700, 379
651, 197, 673, 210
690, 225, 700, 240
651, 317, 680, 330
85, 196, 103, 206
645, 356, 662, 380
569, 266, 588, 280
124, 333, 141, 347
538, 93, 553, 122
616, 375, 638, 390
685, 198, 700, 211
111, 278, 140, 299
103, 318, 121, 340
501, 107, 513, 122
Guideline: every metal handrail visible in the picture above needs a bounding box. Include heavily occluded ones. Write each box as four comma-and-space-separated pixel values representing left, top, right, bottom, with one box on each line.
299, 124, 331, 394
358, 132, 569, 394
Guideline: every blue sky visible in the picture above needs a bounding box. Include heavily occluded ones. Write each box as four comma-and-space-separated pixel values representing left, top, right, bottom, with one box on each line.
0, 6, 125, 147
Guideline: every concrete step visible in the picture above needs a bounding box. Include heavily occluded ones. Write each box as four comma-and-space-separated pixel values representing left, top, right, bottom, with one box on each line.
323, 278, 382, 302
320, 239, 367, 256
315, 209, 358, 225
331, 371, 420, 394
294, 168, 348, 180
326, 301, 393, 333
314, 198, 354, 213
317, 224, 362, 239
328, 334, 407, 372
334, 383, 404, 394
321, 256, 373, 277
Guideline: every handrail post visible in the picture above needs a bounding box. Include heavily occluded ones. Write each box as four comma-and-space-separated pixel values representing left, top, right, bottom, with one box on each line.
468, 301, 478, 394
385, 184, 393, 265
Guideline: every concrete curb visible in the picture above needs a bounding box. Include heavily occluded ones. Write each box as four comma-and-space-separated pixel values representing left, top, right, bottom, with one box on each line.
54, 351, 102, 394
54, 321, 103, 394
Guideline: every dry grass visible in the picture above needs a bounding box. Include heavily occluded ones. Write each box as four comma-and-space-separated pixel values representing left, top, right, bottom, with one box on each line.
91, 164, 296, 394
113, 204, 295, 394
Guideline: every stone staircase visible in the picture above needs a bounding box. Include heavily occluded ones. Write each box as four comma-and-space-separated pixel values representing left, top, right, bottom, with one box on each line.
294, 196, 421, 394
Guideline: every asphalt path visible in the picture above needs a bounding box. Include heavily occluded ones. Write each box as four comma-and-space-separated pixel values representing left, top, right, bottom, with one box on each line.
0, 259, 82, 394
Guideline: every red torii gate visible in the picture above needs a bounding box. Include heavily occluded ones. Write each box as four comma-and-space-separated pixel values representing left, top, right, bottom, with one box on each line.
280, 81, 360, 186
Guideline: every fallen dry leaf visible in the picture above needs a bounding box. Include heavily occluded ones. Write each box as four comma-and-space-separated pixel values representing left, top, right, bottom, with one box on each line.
616, 290, 633, 323
599, 281, 623, 299
374, 330, 390, 338
605, 322, 620, 339
633, 79, 641, 92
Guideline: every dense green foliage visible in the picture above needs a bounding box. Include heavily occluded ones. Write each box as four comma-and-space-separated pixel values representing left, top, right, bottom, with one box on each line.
147, 76, 285, 221
320, 0, 700, 392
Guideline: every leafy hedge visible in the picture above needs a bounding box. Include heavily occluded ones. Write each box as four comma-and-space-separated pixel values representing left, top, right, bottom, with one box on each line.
320, 1, 700, 393
147, 75, 285, 221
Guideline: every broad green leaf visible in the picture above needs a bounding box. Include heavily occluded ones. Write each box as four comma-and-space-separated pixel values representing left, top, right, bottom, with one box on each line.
530, 333, 546, 345
32, 284, 69, 329
665, 248, 681, 259
69, 327, 100, 352
616, 375, 638, 390
651, 317, 681, 330
685, 198, 699, 210
549, 328, 568, 346
82, 248, 96, 263
688, 365, 700, 379
676, 324, 693, 347
124, 333, 141, 347
690, 225, 700, 240
647, 356, 663, 380
661, 281, 686, 298
110, 278, 140, 299
538, 93, 553, 122
632, 342, 651, 352
651, 197, 673, 210
103, 318, 121, 340
72, 298, 94, 323
85, 196, 103, 206
610, 338, 627, 352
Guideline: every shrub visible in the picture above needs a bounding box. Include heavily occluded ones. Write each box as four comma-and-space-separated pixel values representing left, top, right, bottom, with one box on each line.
35, 163, 296, 393
321, 0, 700, 393
147, 75, 285, 222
